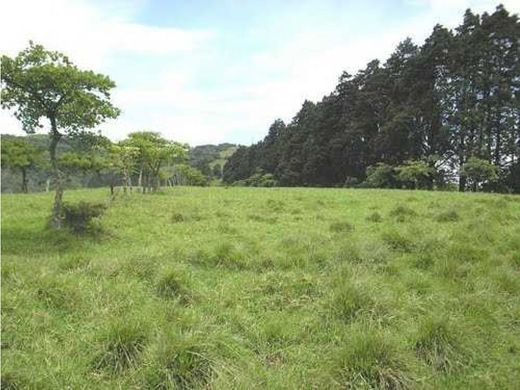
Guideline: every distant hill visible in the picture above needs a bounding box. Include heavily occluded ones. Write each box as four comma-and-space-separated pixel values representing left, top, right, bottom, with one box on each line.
188, 143, 238, 177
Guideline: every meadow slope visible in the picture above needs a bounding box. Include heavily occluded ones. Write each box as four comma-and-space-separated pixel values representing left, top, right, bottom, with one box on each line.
2, 187, 520, 389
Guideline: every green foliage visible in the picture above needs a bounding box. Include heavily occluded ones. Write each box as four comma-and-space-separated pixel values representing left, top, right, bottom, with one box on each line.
234, 168, 278, 187
461, 157, 499, 191
171, 164, 207, 186
395, 160, 433, 189
363, 163, 397, 188
123, 131, 188, 192
1, 137, 43, 192
61, 201, 107, 233
222, 6, 520, 194
1, 41, 120, 133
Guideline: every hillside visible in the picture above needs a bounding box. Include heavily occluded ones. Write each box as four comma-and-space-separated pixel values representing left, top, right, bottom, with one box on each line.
189, 143, 238, 177
2, 187, 519, 388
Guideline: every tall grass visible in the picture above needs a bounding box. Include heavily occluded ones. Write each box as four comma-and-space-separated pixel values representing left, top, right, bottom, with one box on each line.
2, 187, 519, 388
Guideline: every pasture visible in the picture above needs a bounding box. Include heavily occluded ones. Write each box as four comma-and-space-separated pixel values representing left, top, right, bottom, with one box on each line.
2, 187, 520, 388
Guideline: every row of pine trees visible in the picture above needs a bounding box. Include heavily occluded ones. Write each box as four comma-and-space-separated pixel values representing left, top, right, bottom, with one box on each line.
223, 5, 520, 192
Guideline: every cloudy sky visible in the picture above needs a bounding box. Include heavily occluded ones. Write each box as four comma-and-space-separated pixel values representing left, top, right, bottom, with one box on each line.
1, 0, 519, 145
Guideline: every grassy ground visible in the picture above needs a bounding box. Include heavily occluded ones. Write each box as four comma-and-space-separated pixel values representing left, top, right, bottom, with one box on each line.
2, 187, 520, 389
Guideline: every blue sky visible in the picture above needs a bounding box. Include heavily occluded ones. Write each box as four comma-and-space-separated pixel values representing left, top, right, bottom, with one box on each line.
2, 0, 519, 145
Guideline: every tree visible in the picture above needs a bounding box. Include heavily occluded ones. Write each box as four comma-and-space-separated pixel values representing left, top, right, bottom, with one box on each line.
122, 132, 188, 193
363, 163, 397, 188
108, 144, 140, 194
460, 157, 499, 191
1, 137, 43, 193
1, 42, 120, 228
170, 164, 207, 186
395, 160, 434, 189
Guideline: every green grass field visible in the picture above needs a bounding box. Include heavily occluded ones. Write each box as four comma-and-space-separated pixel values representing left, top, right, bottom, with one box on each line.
2, 187, 520, 389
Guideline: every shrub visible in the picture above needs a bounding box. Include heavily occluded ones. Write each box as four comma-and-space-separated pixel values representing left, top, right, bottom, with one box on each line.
61, 201, 106, 233
362, 163, 397, 188
395, 160, 433, 189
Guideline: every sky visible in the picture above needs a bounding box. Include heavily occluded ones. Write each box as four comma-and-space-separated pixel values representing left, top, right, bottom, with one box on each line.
1, 0, 519, 146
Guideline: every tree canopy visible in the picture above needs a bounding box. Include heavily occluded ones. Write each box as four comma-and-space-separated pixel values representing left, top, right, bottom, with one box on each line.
1, 42, 120, 227
223, 5, 520, 193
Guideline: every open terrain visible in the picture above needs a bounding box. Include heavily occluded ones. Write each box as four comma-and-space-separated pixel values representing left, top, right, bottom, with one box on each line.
2, 187, 520, 388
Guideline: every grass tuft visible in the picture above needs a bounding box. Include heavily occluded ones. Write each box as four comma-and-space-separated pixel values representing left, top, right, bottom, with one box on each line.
329, 221, 355, 233
144, 332, 214, 389
366, 211, 383, 223
389, 204, 417, 222
330, 329, 411, 389
381, 230, 414, 252
93, 321, 147, 374
415, 316, 461, 372
435, 210, 460, 222
156, 268, 192, 303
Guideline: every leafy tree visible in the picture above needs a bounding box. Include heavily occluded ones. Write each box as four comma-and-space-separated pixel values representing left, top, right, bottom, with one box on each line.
170, 164, 207, 186
395, 160, 434, 189
460, 157, 499, 191
123, 132, 187, 193
1, 42, 120, 228
108, 144, 140, 194
1, 137, 43, 192
222, 5, 519, 193
362, 163, 397, 188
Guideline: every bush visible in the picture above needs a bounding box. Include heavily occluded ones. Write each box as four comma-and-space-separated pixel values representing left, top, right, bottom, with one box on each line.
362, 163, 397, 188
61, 201, 107, 233
395, 160, 433, 189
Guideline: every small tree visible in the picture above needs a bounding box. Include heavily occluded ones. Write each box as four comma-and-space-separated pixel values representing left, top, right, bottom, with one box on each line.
170, 164, 207, 186
1, 137, 43, 193
460, 157, 499, 192
395, 160, 433, 189
1, 42, 120, 228
106, 144, 140, 194
122, 132, 188, 193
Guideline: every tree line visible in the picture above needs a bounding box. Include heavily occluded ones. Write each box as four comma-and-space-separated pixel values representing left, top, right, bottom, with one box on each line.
223, 5, 520, 192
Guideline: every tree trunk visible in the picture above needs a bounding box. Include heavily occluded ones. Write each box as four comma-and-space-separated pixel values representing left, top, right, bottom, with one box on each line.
21, 168, 28, 193
49, 119, 64, 229
123, 168, 128, 194
459, 175, 466, 192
